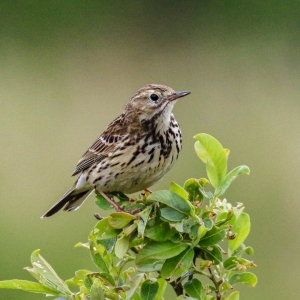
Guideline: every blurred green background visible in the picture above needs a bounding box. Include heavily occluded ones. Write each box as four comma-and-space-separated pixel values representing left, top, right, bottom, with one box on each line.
1, 1, 300, 299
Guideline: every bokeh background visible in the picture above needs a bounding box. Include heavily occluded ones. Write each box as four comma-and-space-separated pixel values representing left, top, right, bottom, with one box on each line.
1, 1, 300, 299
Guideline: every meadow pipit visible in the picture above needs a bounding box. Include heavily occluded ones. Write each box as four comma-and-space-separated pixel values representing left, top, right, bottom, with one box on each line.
42, 84, 190, 217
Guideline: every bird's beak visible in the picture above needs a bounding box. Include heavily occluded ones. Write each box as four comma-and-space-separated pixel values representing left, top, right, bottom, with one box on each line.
168, 91, 191, 102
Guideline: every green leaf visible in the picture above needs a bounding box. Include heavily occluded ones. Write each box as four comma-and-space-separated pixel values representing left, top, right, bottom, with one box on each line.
229, 213, 251, 253
123, 223, 138, 236
135, 259, 163, 272
137, 241, 188, 262
65, 270, 93, 286
30, 250, 72, 296
183, 178, 203, 202
153, 278, 167, 300
170, 233, 183, 243
141, 280, 159, 300
126, 273, 144, 300
147, 190, 191, 216
194, 133, 227, 188
137, 205, 153, 237
228, 272, 257, 287
203, 218, 213, 230
107, 191, 129, 202
65, 269, 91, 286
161, 248, 194, 281
160, 207, 187, 222
97, 272, 115, 287
23, 267, 41, 282
90, 246, 110, 273
136, 241, 188, 271
91, 280, 105, 300
224, 257, 240, 270
199, 188, 213, 201
215, 211, 235, 226
198, 226, 226, 247
95, 194, 113, 210
0, 280, 59, 295
216, 165, 250, 197
108, 212, 137, 229
170, 182, 189, 200
189, 224, 200, 239
198, 224, 209, 239
144, 221, 176, 241
200, 245, 222, 265
182, 219, 198, 233
98, 237, 116, 253
215, 212, 227, 223
191, 224, 209, 247
115, 234, 129, 259
228, 291, 239, 300
183, 278, 203, 299
91, 218, 119, 240
219, 281, 233, 294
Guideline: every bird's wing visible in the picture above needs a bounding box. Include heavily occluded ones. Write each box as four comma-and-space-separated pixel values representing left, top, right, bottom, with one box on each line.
71, 137, 116, 176
71, 114, 128, 176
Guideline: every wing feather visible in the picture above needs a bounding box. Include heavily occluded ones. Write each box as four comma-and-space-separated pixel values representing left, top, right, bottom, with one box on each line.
71, 138, 116, 176
71, 114, 129, 176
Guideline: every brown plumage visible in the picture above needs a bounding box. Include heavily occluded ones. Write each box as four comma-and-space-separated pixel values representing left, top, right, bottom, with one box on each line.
42, 84, 190, 218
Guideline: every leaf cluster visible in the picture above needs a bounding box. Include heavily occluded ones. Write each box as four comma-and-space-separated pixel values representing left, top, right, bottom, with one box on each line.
0, 134, 257, 300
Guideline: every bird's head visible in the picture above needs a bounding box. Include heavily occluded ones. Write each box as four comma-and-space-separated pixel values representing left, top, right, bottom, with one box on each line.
125, 84, 190, 123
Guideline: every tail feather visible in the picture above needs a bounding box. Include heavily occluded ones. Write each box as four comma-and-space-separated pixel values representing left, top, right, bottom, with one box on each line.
64, 190, 94, 212
41, 188, 92, 218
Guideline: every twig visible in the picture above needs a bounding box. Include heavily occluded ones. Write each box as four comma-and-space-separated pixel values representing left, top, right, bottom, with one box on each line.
208, 267, 222, 300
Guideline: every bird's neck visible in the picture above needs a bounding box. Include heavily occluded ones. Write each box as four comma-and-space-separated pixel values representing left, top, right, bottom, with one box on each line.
156, 112, 173, 132
126, 103, 175, 134
140, 111, 173, 135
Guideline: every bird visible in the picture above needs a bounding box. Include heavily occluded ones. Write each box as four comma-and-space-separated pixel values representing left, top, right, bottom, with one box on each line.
41, 84, 191, 218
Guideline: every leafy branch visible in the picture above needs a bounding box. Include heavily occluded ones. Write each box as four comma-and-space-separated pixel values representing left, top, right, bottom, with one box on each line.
0, 133, 257, 300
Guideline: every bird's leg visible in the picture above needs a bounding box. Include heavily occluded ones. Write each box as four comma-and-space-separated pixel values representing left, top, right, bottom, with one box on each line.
99, 191, 124, 212
99, 192, 141, 215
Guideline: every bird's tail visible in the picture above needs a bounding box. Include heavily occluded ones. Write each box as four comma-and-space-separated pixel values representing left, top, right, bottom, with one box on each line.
41, 187, 93, 218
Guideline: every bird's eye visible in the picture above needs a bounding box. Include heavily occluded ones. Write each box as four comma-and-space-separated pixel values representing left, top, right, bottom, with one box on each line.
149, 93, 159, 101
